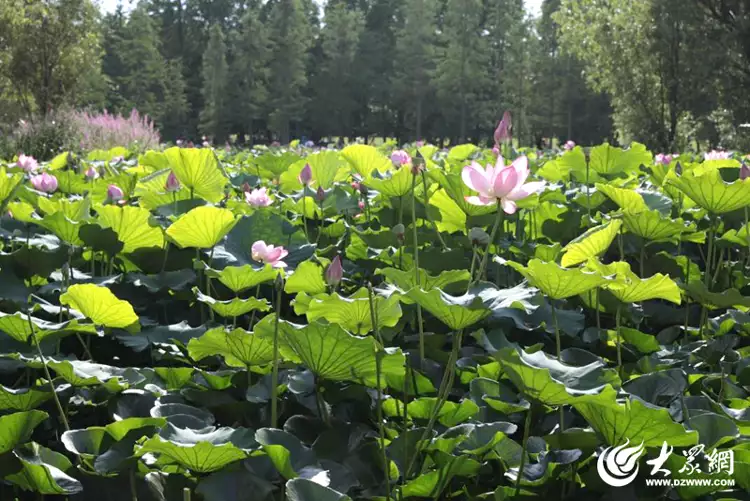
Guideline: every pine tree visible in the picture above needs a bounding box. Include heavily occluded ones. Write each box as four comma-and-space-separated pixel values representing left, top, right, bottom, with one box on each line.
161, 59, 190, 139
267, 0, 312, 143
392, 0, 438, 142
199, 24, 229, 142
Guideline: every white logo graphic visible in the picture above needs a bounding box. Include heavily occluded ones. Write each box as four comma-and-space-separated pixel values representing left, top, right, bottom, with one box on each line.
646, 442, 673, 477
597, 440, 645, 487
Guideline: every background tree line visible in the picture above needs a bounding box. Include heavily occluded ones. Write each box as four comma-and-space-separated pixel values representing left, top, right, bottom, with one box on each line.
1, 0, 750, 150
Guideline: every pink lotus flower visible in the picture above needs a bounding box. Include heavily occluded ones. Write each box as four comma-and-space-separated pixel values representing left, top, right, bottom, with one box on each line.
563, 140, 576, 151
85, 166, 100, 180
298, 163, 313, 186
165, 171, 181, 192
494, 111, 512, 145
492, 146, 501, 157
416, 140, 425, 148
705, 150, 731, 161
462, 155, 544, 214
107, 184, 125, 202
30, 172, 58, 193
245, 187, 273, 207
17, 154, 38, 172
325, 255, 343, 286
654, 153, 673, 165
391, 150, 411, 167
251, 240, 288, 268
316, 186, 326, 202
351, 181, 361, 191
358, 200, 365, 210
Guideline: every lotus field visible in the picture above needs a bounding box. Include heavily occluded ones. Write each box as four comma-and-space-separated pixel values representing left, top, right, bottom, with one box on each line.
1, 137, 749, 500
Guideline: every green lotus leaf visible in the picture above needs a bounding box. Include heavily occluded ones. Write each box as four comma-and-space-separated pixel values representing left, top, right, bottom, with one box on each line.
378, 267, 470, 294
622, 210, 691, 241
284, 261, 327, 295
428, 170, 497, 217
589, 142, 651, 176
447, 144, 478, 161
340, 144, 391, 178
495, 348, 619, 406
665, 165, 750, 213
286, 478, 351, 501
95, 205, 165, 253
0, 312, 98, 343
61, 417, 166, 458
572, 386, 698, 446
188, 327, 275, 368
255, 428, 320, 480
400, 453, 480, 498
305, 288, 402, 335
405, 398, 480, 427
4, 443, 82, 495
501, 258, 611, 300
587, 260, 681, 304
166, 206, 239, 249
307, 150, 347, 189
0, 385, 51, 411
254, 316, 405, 387
135, 168, 193, 210
560, 219, 622, 267
221, 212, 306, 266
367, 167, 414, 197
254, 151, 301, 178
0, 410, 49, 454
136, 433, 250, 473
683, 281, 750, 310
0, 167, 23, 203
205, 264, 279, 293
163, 147, 228, 203
36, 197, 90, 220
38, 212, 83, 245
404, 286, 492, 330
595, 183, 649, 212
60, 284, 139, 328
194, 288, 271, 317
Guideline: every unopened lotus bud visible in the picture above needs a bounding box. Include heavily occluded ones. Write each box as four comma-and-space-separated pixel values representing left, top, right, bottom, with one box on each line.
316, 186, 326, 202
469, 227, 490, 246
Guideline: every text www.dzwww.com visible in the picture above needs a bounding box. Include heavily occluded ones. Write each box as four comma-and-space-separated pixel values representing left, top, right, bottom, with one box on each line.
645, 478, 735, 487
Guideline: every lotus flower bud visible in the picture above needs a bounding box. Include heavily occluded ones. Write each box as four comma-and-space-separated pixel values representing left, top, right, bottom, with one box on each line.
494, 111, 512, 145
358, 200, 365, 210
30, 172, 58, 193
563, 140, 576, 151
298, 163, 313, 186
107, 184, 125, 202
85, 166, 99, 180
165, 171, 181, 192
351, 181, 361, 191
325, 255, 343, 287
316, 186, 326, 202
492, 146, 501, 157
391, 150, 411, 167
469, 227, 490, 246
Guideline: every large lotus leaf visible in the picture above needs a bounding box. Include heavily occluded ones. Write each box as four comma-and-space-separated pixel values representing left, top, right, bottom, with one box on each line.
95, 205, 165, 253
0, 385, 51, 411
188, 327, 275, 368
428, 170, 497, 217
622, 210, 691, 241
254, 316, 405, 387
721, 222, 750, 247
305, 288, 402, 335
589, 142, 651, 176
166, 206, 238, 249
0, 410, 48, 454
402, 398, 480, 427
405, 285, 493, 330
400, 453, 480, 498
428, 188, 468, 233
286, 478, 351, 501
367, 167, 414, 197
135, 168, 193, 210
377, 267, 470, 295
447, 144, 478, 161
340, 144, 391, 178
219, 212, 307, 266
284, 261, 327, 295
560, 220, 622, 267
587, 260, 681, 304
595, 183, 649, 212
307, 150, 346, 189
163, 147, 228, 203
255, 428, 320, 480
36, 196, 90, 220
205, 264, 279, 293
194, 288, 271, 317
254, 151, 301, 178
44, 359, 140, 387
138, 150, 170, 171
0, 312, 98, 343
38, 211, 83, 245
60, 284, 139, 328
665, 166, 750, 213
0, 167, 23, 202
501, 258, 611, 300
572, 386, 698, 446
683, 281, 750, 310
687, 412, 739, 449
3, 443, 82, 495
495, 348, 619, 406
61, 417, 166, 457
115, 321, 206, 352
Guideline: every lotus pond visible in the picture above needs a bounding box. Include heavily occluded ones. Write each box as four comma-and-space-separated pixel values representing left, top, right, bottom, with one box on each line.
0, 142, 748, 500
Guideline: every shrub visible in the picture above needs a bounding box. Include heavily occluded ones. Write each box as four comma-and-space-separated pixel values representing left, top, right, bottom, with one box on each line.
68, 109, 161, 152
9, 113, 76, 161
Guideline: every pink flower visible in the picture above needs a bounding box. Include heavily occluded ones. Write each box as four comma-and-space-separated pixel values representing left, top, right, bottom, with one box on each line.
251, 240, 288, 268
245, 187, 273, 207
351, 181, 361, 191
358, 200, 365, 210
325, 255, 343, 286
298, 163, 313, 186
391, 150, 411, 167
165, 171, 181, 192
316, 186, 326, 201
30, 172, 58, 193
494, 111, 512, 145
107, 184, 125, 202
705, 150, 731, 161
85, 166, 100, 180
110, 156, 124, 164
492, 146, 501, 157
17, 154, 38, 173
462, 155, 544, 214
741, 163, 750, 180
176, 139, 184, 146
563, 140, 576, 151
654, 153, 673, 165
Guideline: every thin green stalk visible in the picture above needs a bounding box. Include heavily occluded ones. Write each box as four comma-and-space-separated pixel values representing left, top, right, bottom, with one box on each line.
595, 289, 601, 330
639, 244, 646, 277
585, 153, 591, 225
411, 175, 425, 364
183, 487, 191, 501
206, 247, 215, 322
249, 284, 261, 328
129, 469, 138, 501
618, 226, 625, 261
398, 195, 404, 225
315, 375, 331, 427
301, 195, 309, 242
28, 313, 70, 431
421, 172, 447, 249
551, 303, 564, 433
745, 207, 750, 269
368, 285, 391, 501
473, 207, 504, 285
683, 259, 691, 344
270, 276, 284, 428
514, 406, 533, 497
615, 304, 623, 379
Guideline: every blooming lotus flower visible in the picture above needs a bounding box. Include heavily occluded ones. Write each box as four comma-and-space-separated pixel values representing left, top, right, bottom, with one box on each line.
654, 153, 673, 165
741, 163, 750, 180
245, 187, 273, 207
563, 140, 576, 151
17, 154, 38, 172
251, 240, 288, 268
299, 163, 313, 186
30, 172, 58, 193
85, 166, 100, 180
705, 150, 731, 161
325, 255, 343, 286
494, 111, 512, 145
107, 184, 125, 202
391, 150, 411, 167
462, 155, 544, 214
165, 171, 181, 192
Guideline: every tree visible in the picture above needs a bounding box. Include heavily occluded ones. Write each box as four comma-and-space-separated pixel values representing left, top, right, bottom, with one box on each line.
392, 0, 438, 142
267, 0, 312, 143
199, 24, 229, 142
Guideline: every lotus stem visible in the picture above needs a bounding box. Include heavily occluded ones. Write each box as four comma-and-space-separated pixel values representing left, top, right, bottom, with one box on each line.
615, 304, 623, 380
183, 487, 191, 501
301, 194, 309, 242
421, 171, 447, 249
551, 302, 565, 433
473, 206, 504, 285
411, 175, 425, 364
514, 405, 533, 497
368, 284, 391, 501
129, 469, 138, 501
270, 275, 284, 428
249, 284, 261, 329
27, 313, 70, 432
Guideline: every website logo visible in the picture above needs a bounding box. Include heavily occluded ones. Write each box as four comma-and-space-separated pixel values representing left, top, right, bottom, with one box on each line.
597, 440, 645, 487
